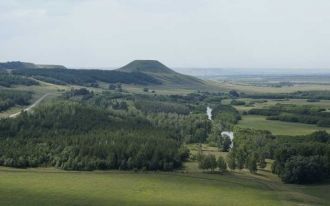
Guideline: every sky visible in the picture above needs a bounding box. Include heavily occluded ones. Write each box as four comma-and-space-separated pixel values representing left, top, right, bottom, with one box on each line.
0, 0, 330, 72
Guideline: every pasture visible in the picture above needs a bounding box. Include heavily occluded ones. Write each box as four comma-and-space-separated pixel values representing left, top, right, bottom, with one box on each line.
0, 167, 328, 206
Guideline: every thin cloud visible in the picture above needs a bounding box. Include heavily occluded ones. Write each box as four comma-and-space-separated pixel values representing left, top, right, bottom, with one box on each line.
0, 0, 329, 70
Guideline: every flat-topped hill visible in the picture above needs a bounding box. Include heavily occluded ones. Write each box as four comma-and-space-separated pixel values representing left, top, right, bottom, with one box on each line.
117, 60, 205, 87
117, 60, 176, 74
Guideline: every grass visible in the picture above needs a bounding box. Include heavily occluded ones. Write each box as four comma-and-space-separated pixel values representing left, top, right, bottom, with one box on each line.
231, 98, 330, 113
0, 166, 328, 206
0, 80, 70, 118
213, 80, 330, 93
238, 115, 330, 136
123, 84, 197, 95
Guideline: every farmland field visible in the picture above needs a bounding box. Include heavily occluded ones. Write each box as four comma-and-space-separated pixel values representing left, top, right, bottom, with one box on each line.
213, 80, 330, 94
238, 115, 330, 136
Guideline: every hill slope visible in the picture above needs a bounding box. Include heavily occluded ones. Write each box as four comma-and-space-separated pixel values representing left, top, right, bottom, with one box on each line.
117, 60, 205, 87
0, 61, 66, 70
2, 60, 206, 88
118, 60, 173, 73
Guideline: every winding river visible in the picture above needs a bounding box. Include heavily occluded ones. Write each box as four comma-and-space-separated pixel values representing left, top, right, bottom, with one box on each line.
207, 106, 234, 147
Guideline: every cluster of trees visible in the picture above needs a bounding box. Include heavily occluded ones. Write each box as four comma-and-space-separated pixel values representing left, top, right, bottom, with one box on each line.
272, 142, 330, 184
270, 131, 330, 184
228, 128, 330, 184
135, 100, 190, 115
63, 89, 129, 111
207, 127, 232, 152
212, 104, 241, 131
63, 88, 94, 99
249, 104, 330, 127
198, 154, 227, 173
13, 68, 161, 86
0, 90, 32, 112
0, 131, 186, 171
230, 100, 246, 106
242, 90, 330, 100
108, 84, 123, 92
146, 112, 211, 143
0, 73, 38, 87
0, 102, 188, 171
85, 91, 212, 143
226, 128, 272, 173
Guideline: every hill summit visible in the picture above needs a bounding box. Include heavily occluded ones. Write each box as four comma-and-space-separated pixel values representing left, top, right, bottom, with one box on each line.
117, 60, 205, 87
117, 60, 176, 74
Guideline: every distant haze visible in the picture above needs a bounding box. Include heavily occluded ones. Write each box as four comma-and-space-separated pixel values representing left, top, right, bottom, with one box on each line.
174, 68, 330, 76
0, 0, 330, 72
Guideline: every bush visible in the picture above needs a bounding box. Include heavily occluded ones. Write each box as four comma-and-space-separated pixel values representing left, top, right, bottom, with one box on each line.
217, 156, 227, 173
199, 154, 217, 172
281, 155, 329, 184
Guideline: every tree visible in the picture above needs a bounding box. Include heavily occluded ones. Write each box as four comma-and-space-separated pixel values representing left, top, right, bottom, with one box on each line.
258, 158, 267, 169
247, 154, 257, 174
207, 125, 222, 148
235, 149, 246, 170
117, 84, 122, 92
217, 156, 227, 173
222, 135, 232, 152
229, 90, 239, 98
209, 155, 217, 172
143, 88, 149, 92
108, 84, 116, 90
199, 154, 217, 172
227, 152, 236, 170
281, 155, 328, 184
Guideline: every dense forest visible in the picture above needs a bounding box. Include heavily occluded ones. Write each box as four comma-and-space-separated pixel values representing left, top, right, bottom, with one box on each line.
134, 100, 190, 115
0, 73, 39, 87
0, 90, 32, 112
0, 102, 188, 170
13, 68, 161, 86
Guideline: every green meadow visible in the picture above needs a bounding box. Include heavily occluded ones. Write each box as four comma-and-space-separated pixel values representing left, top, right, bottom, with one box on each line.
238, 115, 330, 136
0, 167, 328, 206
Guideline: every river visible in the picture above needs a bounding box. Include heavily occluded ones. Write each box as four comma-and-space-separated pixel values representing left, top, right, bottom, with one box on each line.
207, 106, 212, 120
207, 106, 234, 148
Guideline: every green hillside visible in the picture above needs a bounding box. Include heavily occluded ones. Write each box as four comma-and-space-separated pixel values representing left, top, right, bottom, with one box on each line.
0, 61, 66, 70
118, 60, 174, 73
117, 60, 206, 88
0, 60, 207, 89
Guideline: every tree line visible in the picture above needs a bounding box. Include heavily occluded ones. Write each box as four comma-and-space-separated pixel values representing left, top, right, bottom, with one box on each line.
249, 104, 330, 127
0, 101, 194, 171
0, 90, 32, 112
0, 73, 39, 87
13, 68, 161, 86
228, 128, 330, 184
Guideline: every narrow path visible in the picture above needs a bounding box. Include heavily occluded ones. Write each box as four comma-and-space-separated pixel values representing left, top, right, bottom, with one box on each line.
9, 93, 51, 118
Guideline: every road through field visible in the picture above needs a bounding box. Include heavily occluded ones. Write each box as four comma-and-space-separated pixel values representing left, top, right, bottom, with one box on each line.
9, 93, 51, 118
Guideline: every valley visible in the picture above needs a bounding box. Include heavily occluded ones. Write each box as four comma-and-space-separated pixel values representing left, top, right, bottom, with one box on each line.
0, 60, 329, 205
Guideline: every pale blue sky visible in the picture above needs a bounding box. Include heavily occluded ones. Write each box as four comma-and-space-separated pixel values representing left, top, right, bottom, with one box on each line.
0, 0, 329, 71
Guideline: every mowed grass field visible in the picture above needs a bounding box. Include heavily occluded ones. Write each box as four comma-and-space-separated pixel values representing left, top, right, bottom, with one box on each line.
213, 80, 330, 93
238, 115, 330, 136
0, 166, 328, 206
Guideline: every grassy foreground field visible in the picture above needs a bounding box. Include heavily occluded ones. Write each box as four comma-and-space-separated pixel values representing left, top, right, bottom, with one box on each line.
238, 115, 330, 136
0, 167, 328, 206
